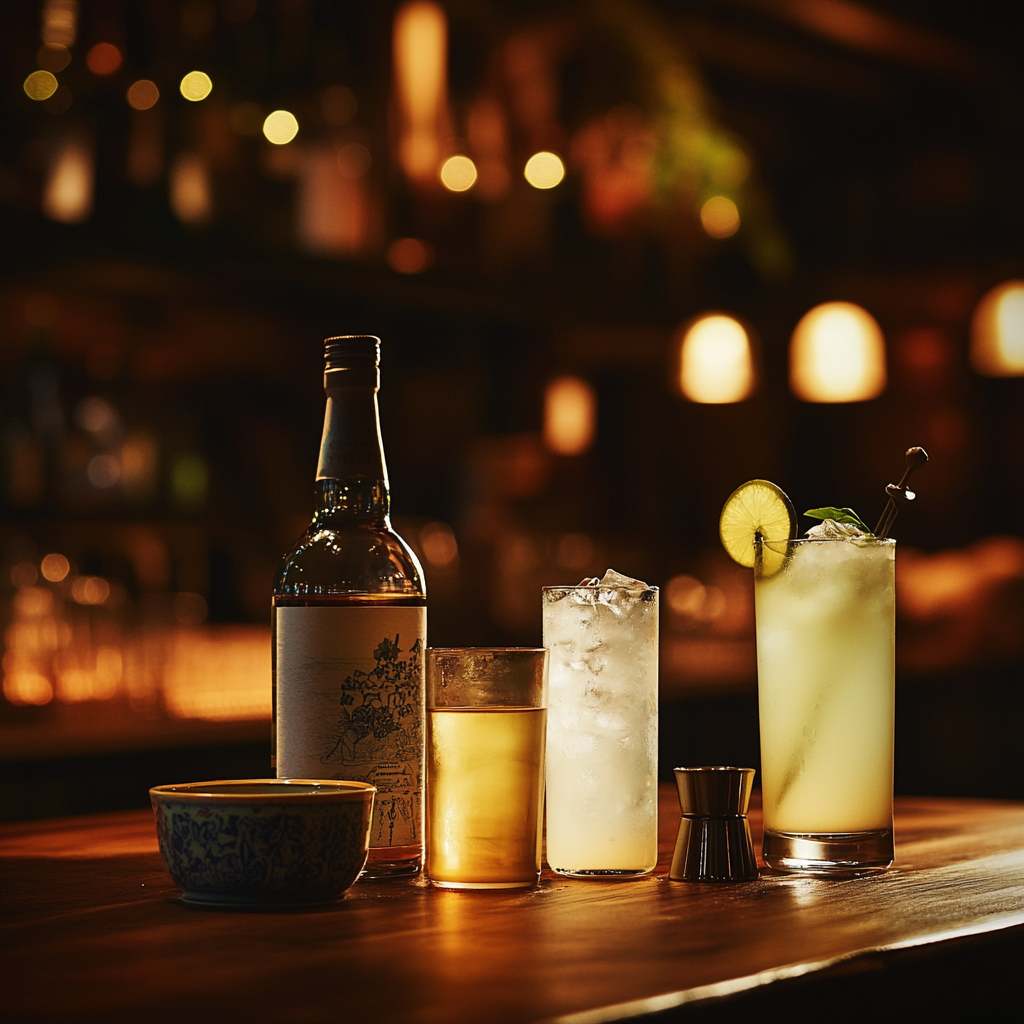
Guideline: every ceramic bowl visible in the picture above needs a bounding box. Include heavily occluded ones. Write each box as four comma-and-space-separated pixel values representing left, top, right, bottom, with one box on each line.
150, 779, 375, 907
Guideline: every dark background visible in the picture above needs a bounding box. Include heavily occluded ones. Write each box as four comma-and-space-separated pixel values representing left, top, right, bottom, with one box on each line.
1, 0, 1022, 820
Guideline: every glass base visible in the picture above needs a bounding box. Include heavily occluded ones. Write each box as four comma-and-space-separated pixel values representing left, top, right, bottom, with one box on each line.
359, 845, 422, 880
428, 876, 539, 890
763, 828, 893, 876
550, 867, 653, 880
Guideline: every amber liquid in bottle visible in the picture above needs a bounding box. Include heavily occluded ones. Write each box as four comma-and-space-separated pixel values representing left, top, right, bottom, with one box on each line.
272, 336, 426, 878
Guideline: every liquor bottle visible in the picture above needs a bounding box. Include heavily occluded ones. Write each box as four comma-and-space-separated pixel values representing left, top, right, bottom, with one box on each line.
273, 335, 427, 878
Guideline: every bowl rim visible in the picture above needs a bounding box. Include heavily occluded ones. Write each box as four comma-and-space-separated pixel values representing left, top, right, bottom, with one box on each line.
149, 778, 376, 801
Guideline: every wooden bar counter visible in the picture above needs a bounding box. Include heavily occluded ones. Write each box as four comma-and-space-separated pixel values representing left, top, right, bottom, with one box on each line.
4, 788, 1024, 1022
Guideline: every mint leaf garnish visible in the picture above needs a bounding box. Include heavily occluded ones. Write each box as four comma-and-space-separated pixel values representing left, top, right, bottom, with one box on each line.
804, 507, 873, 534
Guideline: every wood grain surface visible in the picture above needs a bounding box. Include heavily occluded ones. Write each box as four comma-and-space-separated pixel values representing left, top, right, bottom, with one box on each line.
3, 788, 1024, 1023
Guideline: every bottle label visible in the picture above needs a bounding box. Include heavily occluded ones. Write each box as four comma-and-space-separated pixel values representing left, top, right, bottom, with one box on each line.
275, 606, 426, 850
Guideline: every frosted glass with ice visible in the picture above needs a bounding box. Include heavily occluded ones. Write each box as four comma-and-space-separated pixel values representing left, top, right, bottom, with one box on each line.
542, 570, 659, 876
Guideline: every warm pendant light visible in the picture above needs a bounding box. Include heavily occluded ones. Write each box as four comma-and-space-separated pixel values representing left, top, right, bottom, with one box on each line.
677, 314, 755, 403
393, 2, 448, 185
970, 281, 1024, 376
544, 377, 596, 456
789, 302, 886, 402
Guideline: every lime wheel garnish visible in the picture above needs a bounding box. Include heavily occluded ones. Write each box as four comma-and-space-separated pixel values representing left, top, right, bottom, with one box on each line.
719, 479, 797, 572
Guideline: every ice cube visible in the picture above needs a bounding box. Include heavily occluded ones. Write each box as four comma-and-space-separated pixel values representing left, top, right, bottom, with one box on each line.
599, 568, 649, 590
595, 709, 629, 733
805, 519, 864, 540
594, 568, 649, 617
560, 731, 596, 760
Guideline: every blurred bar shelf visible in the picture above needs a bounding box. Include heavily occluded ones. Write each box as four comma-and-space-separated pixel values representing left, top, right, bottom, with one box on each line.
660, 637, 756, 697
0, 701, 268, 763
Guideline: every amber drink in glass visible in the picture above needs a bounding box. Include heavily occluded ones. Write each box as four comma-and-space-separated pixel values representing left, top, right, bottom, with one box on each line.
426, 648, 548, 889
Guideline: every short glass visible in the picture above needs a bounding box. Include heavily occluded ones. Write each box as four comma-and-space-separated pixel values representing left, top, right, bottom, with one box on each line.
425, 648, 548, 890
542, 582, 659, 878
755, 536, 895, 874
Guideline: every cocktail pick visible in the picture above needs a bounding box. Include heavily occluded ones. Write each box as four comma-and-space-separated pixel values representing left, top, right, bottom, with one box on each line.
874, 447, 928, 538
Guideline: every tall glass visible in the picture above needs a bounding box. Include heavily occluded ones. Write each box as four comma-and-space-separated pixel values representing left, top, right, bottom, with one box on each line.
425, 648, 548, 890
542, 581, 659, 877
755, 536, 895, 874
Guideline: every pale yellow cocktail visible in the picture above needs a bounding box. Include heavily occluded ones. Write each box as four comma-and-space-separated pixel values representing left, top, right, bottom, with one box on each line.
755, 535, 895, 872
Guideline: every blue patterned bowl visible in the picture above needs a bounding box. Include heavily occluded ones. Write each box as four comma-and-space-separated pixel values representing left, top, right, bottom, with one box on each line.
150, 779, 375, 907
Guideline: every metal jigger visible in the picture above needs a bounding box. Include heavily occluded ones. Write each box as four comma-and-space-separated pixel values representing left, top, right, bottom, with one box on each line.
670, 767, 758, 883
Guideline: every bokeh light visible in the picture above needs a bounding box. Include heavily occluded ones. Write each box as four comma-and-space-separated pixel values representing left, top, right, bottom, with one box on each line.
127, 79, 160, 110
87, 454, 121, 488
3, 671, 53, 706
393, 1, 447, 183
440, 155, 477, 192
86, 42, 122, 75
170, 153, 212, 224
336, 142, 372, 178
11, 562, 39, 589
421, 522, 459, 568
56, 645, 123, 703
179, 70, 213, 102
678, 314, 755, 403
667, 575, 706, 617
524, 151, 565, 190
40, 553, 71, 582
700, 196, 740, 239
120, 434, 158, 500
42, 140, 93, 223
263, 110, 300, 145
299, 148, 373, 255
37, 45, 71, 72
387, 237, 434, 274
42, 0, 77, 48
544, 376, 596, 456
71, 576, 111, 605
789, 302, 887, 403
163, 627, 271, 721
666, 574, 725, 623
970, 280, 1024, 377
76, 396, 118, 435
24, 70, 58, 102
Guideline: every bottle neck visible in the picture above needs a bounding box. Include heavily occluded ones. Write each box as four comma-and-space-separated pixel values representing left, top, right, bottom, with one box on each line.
314, 386, 390, 523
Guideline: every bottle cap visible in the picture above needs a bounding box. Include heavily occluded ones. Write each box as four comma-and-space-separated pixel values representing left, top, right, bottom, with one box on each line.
324, 335, 380, 389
